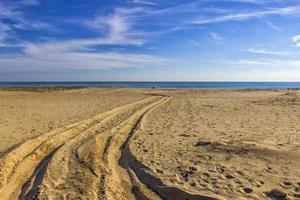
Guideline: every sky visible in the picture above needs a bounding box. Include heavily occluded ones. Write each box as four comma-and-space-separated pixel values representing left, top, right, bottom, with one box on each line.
0, 0, 300, 81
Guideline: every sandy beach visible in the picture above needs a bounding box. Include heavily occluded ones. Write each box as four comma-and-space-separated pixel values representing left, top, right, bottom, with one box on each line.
0, 88, 299, 200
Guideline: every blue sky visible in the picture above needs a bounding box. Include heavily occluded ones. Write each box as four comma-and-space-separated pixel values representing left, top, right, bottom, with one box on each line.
0, 0, 300, 81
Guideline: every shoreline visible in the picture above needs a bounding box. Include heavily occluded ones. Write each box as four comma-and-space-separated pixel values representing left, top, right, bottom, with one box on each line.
0, 82, 300, 90
0, 86, 299, 92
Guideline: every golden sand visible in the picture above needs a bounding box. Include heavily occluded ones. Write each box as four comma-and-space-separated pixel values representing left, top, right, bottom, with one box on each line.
0, 88, 299, 199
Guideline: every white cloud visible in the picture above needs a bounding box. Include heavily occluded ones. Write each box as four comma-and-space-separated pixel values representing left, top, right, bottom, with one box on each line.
0, 5, 168, 71
190, 6, 300, 25
0, 39, 167, 71
223, 0, 276, 4
291, 34, 300, 47
0, 31, 167, 71
210, 32, 223, 42
0, 1, 50, 45
0, 23, 11, 42
18, 0, 40, 6
190, 40, 201, 46
0, 50, 165, 71
139, 3, 300, 33
223, 59, 273, 65
86, 7, 146, 45
129, 0, 156, 6
1, 1, 300, 77
247, 48, 300, 55
264, 20, 280, 31
0, 3, 20, 20
214, 58, 300, 67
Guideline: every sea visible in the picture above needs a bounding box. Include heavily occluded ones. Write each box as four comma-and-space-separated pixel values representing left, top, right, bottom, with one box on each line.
0, 82, 299, 89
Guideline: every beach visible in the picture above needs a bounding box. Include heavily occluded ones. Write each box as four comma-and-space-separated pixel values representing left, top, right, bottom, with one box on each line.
0, 87, 299, 199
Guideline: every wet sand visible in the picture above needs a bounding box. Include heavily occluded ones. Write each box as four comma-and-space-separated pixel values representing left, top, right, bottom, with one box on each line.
0, 88, 299, 199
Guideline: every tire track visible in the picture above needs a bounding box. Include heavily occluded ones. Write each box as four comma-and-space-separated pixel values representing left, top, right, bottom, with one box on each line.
35, 98, 161, 199
37, 97, 168, 199
1, 94, 218, 200
117, 97, 219, 200
18, 145, 62, 200
0, 96, 157, 200
103, 97, 169, 200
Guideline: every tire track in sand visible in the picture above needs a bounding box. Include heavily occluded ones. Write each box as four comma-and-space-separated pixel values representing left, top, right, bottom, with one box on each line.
106, 96, 218, 200
36, 97, 168, 199
0, 96, 158, 200
102, 97, 169, 200
1, 94, 217, 200
34, 97, 161, 199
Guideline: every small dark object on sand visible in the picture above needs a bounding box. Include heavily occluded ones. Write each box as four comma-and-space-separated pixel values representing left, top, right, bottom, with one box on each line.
225, 174, 234, 179
243, 187, 253, 194
195, 140, 211, 147
266, 189, 287, 200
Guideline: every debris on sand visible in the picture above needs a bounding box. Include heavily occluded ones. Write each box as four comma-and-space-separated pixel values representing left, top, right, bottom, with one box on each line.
195, 140, 211, 147
266, 189, 287, 200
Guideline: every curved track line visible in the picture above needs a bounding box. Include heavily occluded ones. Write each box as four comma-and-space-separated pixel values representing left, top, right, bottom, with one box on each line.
0, 96, 157, 200
102, 97, 170, 200
36, 97, 160, 199
118, 97, 219, 200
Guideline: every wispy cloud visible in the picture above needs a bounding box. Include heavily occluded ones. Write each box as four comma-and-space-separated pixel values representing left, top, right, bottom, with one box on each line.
190, 6, 300, 25
0, 6, 167, 71
210, 32, 223, 43
291, 34, 300, 47
1, 0, 300, 79
247, 48, 300, 55
0, 3, 20, 19
190, 40, 201, 46
0, 1, 50, 45
222, 0, 274, 4
0, 49, 165, 71
0, 23, 11, 43
129, 0, 156, 6
214, 58, 300, 67
18, 0, 40, 6
264, 20, 280, 31
126, 3, 300, 36
86, 7, 146, 45
0, 2, 21, 40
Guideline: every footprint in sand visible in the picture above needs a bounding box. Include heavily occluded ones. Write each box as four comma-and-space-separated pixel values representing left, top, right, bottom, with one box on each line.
177, 166, 197, 182
216, 165, 226, 173
280, 180, 293, 188
224, 174, 235, 180
189, 181, 197, 187
242, 187, 253, 194
155, 168, 163, 174
202, 172, 210, 178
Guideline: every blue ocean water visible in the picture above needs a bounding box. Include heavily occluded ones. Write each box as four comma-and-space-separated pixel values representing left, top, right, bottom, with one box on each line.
0, 82, 299, 89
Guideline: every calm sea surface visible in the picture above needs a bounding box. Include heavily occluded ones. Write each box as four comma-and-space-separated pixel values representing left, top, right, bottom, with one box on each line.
0, 82, 299, 89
